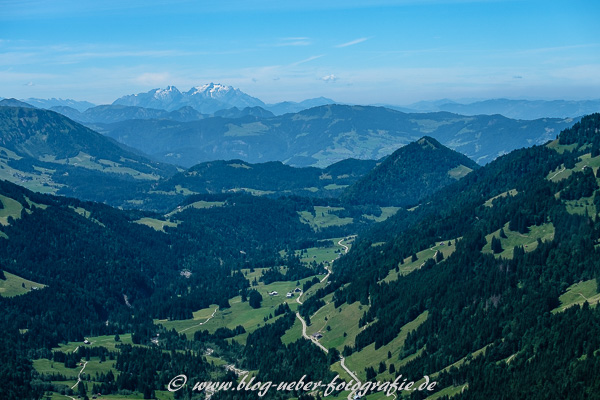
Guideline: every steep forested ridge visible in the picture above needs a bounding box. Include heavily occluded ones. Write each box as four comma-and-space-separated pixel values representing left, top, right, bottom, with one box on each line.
0, 106, 181, 210
303, 113, 600, 399
155, 157, 379, 199
341, 136, 479, 206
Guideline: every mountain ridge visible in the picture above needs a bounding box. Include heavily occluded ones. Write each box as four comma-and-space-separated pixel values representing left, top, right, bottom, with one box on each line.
341, 136, 480, 206
0, 106, 178, 208
94, 104, 577, 168
112, 83, 266, 114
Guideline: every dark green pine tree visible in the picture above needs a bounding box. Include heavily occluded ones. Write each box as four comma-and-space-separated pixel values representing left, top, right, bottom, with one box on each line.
435, 250, 444, 263
499, 227, 507, 238
248, 290, 262, 309
491, 236, 503, 254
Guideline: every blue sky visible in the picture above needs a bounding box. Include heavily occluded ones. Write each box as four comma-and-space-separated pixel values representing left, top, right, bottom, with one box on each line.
1, 0, 599, 105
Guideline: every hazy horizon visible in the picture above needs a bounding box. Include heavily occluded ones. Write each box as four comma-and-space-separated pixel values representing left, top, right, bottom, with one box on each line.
1, 0, 599, 105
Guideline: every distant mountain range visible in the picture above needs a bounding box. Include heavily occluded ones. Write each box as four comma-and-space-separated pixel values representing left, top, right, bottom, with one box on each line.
21, 97, 96, 112
0, 104, 492, 211
112, 84, 337, 116
390, 98, 600, 120
266, 97, 337, 115
112, 84, 266, 114
0, 99, 36, 108
48, 104, 207, 124
93, 104, 577, 168
9, 84, 599, 120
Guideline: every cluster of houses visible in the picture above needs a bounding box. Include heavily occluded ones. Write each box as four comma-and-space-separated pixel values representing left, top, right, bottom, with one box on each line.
268, 287, 302, 298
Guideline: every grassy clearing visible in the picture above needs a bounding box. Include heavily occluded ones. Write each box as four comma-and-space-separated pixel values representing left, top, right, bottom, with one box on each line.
187, 200, 226, 209
303, 187, 319, 193
165, 200, 225, 218
383, 240, 457, 283
576, 153, 600, 175
281, 317, 304, 345
565, 196, 596, 216
547, 153, 600, 183
42, 152, 161, 181
324, 183, 349, 190
305, 300, 367, 351
205, 354, 228, 367
0, 157, 62, 194
448, 165, 473, 180
40, 336, 178, 400
33, 358, 80, 379
482, 222, 555, 259
53, 334, 134, 353
227, 187, 275, 196
425, 384, 465, 399
330, 361, 353, 383
553, 279, 600, 313
435, 344, 491, 377
295, 237, 347, 267
363, 207, 401, 223
293, 237, 354, 301
25, 196, 48, 209
401, 343, 489, 399
134, 217, 179, 232
547, 164, 572, 182
155, 305, 219, 334
546, 140, 579, 155
0, 194, 23, 226
69, 206, 105, 227
345, 311, 429, 381
484, 189, 518, 207
0, 271, 46, 297
156, 276, 317, 342
299, 206, 353, 230
36, 357, 118, 379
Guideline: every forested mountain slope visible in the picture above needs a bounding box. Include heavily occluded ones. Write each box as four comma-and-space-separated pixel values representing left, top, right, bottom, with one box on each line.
342, 136, 479, 206
301, 113, 600, 399
0, 106, 178, 208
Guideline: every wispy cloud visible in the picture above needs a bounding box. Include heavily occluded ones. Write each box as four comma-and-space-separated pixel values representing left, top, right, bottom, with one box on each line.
321, 74, 338, 83
290, 55, 325, 66
274, 37, 312, 47
335, 37, 369, 48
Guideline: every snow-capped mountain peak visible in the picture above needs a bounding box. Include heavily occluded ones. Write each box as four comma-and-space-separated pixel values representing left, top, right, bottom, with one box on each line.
188, 83, 234, 98
153, 86, 181, 99
113, 84, 265, 113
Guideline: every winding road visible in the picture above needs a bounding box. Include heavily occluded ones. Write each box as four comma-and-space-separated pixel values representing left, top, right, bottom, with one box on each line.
71, 360, 88, 390
295, 236, 361, 399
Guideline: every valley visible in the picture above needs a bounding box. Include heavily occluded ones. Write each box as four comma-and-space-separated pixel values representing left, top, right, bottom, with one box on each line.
0, 105, 599, 400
